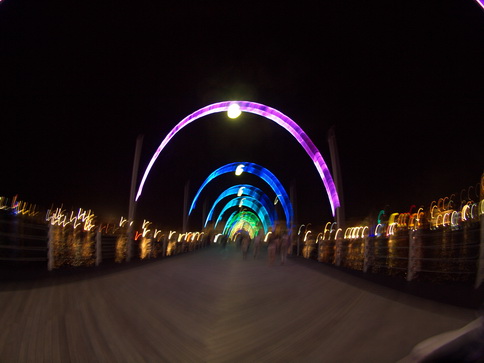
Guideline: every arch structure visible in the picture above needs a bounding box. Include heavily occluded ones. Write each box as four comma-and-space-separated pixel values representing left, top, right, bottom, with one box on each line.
224, 210, 262, 239
190, 162, 292, 229
214, 196, 273, 234
135, 101, 340, 216
205, 184, 275, 228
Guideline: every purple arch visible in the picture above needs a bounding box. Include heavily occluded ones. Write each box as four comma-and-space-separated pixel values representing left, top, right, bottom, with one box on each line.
135, 101, 340, 215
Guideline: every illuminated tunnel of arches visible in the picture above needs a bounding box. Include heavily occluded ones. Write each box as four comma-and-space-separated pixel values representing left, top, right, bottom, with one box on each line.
190, 162, 292, 230
213, 196, 273, 235
204, 184, 276, 228
135, 101, 340, 217
223, 210, 264, 240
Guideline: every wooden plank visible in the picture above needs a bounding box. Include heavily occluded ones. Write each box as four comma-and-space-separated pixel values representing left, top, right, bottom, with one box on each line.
0, 245, 479, 362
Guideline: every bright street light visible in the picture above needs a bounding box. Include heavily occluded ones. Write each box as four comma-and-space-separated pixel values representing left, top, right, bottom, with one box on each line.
227, 103, 242, 119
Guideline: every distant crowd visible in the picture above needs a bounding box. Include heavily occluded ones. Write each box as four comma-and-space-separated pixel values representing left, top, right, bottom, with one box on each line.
222, 229, 292, 265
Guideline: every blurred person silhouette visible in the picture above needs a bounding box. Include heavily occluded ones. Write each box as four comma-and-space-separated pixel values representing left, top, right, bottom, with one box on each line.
280, 231, 290, 265
253, 229, 263, 259
241, 230, 251, 260
162, 234, 168, 257
221, 234, 228, 249
235, 232, 242, 250
268, 232, 279, 266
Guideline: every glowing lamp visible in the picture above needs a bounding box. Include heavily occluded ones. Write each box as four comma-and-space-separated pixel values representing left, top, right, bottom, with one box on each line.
235, 164, 245, 176
237, 186, 245, 197
227, 103, 242, 119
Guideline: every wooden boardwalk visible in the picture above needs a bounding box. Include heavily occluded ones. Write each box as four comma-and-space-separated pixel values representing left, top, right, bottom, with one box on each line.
0, 245, 479, 362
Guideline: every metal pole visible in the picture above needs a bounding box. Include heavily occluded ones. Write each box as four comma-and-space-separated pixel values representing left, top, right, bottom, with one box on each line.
407, 229, 421, 282
47, 224, 54, 271
95, 230, 102, 266
475, 172, 484, 289
127, 134, 143, 262
290, 180, 297, 255
363, 235, 370, 273
202, 198, 207, 231
476, 209, 484, 289
183, 181, 190, 233
328, 126, 345, 231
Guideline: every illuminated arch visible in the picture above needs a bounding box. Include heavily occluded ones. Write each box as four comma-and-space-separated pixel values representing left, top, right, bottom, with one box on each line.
224, 210, 262, 239
135, 101, 340, 216
205, 184, 275, 228
190, 162, 292, 229
214, 196, 272, 233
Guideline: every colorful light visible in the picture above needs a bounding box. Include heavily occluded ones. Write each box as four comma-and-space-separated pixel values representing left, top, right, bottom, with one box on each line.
224, 210, 262, 239
214, 196, 272, 233
45, 206, 96, 231
189, 162, 293, 229
135, 101, 339, 216
204, 184, 275, 228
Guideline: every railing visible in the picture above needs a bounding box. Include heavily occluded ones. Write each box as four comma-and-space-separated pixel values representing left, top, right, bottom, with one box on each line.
299, 220, 482, 287
0, 210, 211, 271
0, 217, 48, 263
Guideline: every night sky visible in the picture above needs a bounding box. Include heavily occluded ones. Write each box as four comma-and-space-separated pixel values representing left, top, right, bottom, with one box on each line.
1, 1, 483, 231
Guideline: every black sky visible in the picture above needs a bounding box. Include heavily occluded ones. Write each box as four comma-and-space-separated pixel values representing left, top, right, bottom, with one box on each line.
1, 0, 483, 230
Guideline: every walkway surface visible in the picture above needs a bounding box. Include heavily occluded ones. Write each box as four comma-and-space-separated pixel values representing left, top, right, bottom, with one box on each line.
0, 245, 480, 362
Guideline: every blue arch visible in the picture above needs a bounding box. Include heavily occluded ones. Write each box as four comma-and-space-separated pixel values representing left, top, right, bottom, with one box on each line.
214, 196, 272, 232
205, 184, 275, 228
190, 162, 293, 229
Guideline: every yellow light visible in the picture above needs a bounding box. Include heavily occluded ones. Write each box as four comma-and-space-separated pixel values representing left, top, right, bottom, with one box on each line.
344, 228, 351, 239
119, 216, 128, 227
154, 229, 162, 239
235, 164, 245, 176
264, 231, 272, 242
142, 220, 151, 237
304, 230, 312, 242
316, 232, 323, 242
335, 228, 343, 240
227, 103, 241, 119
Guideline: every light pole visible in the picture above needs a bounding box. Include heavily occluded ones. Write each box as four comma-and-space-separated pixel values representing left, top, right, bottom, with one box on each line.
183, 181, 190, 233
127, 134, 143, 262
328, 126, 345, 230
